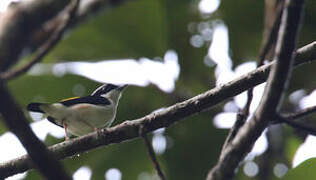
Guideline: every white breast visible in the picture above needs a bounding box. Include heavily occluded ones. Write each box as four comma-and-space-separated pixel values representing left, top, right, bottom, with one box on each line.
65, 103, 115, 136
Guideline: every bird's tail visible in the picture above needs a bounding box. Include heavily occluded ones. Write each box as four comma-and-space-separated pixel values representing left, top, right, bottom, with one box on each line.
27, 103, 45, 113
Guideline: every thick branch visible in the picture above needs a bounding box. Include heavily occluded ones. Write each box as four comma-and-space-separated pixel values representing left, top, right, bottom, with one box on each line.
0, 1, 74, 179
0, 41, 314, 178
207, 0, 305, 179
0, 82, 71, 179
0, 0, 70, 72
0, 0, 80, 80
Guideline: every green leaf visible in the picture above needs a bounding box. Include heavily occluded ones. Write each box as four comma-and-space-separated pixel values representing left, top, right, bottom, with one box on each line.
281, 158, 316, 180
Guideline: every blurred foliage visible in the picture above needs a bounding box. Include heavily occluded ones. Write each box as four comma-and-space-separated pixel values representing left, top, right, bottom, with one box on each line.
1, 0, 316, 179
46, 0, 169, 61
281, 158, 316, 180
219, 0, 264, 63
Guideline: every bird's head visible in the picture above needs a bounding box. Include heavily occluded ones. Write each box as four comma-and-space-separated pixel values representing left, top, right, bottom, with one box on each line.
91, 83, 128, 102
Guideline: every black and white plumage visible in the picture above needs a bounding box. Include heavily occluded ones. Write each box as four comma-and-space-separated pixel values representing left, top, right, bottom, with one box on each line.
27, 83, 127, 139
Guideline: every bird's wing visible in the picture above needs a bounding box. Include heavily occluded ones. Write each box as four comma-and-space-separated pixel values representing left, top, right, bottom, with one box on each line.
59, 96, 111, 107
47, 116, 63, 127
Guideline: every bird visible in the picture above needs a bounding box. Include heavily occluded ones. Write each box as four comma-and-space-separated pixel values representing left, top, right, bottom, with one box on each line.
27, 83, 127, 140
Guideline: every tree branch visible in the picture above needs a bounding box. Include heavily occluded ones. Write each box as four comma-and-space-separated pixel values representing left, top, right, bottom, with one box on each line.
0, 41, 314, 178
0, 81, 71, 179
283, 105, 316, 121
0, 0, 80, 81
220, 112, 247, 153
295, 41, 316, 65
140, 127, 166, 180
258, 3, 284, 65
0, 0, 75, 179
221, 0, 281, 154
254, 5, 285, 179
207, 0, 305, 179
0, 0, 70, 72
275, 105, 316, 135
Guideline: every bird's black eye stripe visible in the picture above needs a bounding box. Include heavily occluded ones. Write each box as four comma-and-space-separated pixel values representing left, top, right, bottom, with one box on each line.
60, 96, 111, 106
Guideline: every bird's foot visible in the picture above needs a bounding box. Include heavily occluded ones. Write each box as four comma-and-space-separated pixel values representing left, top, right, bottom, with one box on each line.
94, 127, 102, 137
94, 127, 110, 138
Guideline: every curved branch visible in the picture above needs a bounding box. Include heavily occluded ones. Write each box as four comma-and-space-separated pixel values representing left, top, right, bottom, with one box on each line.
0, 41, 315, 178
0, 0, 70, 72
0, 0, 80, 80
0, 0, 74, 179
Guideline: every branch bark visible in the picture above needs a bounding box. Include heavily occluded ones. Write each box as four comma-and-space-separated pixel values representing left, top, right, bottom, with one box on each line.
0, 41, 314, 178
0, 0, 80, 80
140, 128, 166, 180
0, 82, 71, 179
0, 0, 76, 179
207, 0, 305, 179
283, 105, 316, 121
276, 105, 316, 135
0, 0, 70, 72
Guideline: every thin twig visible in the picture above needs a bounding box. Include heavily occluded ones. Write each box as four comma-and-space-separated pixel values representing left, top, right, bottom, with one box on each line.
140, 126, 166, 180
0, 41, 314, 178
258, 7, 283, 66
0, 0, 80, 80
277, 116, 316, 136
271, 105, 316, 135
220, 112, 247, 157
222, 89, 252, 150
284, 105, 316, 120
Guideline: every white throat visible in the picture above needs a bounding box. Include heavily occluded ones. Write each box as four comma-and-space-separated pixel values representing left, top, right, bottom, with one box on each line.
101, 91, 122, 105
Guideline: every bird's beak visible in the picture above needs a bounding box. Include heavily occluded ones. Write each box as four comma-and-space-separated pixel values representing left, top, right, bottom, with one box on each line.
117, 84, 128, 91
